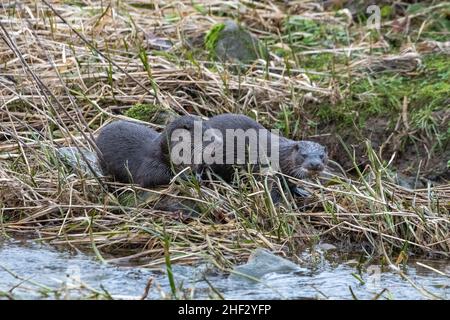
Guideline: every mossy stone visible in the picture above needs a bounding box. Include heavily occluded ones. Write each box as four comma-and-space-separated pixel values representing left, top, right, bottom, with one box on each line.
125, 103, 178, 125
57, 147, 103, 177
205, 20, 268, 65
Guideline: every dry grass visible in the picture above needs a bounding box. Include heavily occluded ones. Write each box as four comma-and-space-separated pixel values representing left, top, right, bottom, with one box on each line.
0, 0, 449, 270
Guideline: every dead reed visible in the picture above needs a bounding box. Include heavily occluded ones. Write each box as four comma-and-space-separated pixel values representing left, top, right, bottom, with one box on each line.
0, 1, 448, 269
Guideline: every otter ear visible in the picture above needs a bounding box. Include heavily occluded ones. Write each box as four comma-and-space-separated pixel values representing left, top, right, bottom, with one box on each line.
323, 145, 327, 153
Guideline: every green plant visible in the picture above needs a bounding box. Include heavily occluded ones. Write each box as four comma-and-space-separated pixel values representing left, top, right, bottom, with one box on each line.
125, 103, 158, 121
204, 23, 225, 55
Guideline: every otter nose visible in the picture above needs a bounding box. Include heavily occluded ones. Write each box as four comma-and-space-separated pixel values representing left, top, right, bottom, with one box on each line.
308, 161, 323, 172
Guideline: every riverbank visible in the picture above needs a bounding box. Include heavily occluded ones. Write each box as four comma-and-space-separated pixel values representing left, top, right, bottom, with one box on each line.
0, 0, 449, 276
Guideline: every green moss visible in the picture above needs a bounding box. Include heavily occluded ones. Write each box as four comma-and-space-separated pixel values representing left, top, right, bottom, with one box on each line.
204, 23, 226, 54
125, 103, 179, 125
415, 81, 450, 105
422, 54, 450, 80
316, 74, 407, 127
283, 16, 349, 48
313, 53, 450, 151
301, 53, 350, 74
380, 5, 394, 18
125, 103, 158, 121
407, 3, 450, 41
412, 54, 450, 107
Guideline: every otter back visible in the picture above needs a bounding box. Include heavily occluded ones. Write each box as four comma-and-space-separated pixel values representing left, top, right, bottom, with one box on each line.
205, 114, 277, 181
96, 120, 171, 187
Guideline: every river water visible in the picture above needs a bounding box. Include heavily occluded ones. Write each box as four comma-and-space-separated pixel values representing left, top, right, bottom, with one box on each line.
0, 239, 448, 300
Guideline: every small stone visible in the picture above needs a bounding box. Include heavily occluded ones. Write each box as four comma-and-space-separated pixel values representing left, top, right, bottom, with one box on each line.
395, 173, 425, 190
57, 147, 103, 177
206, 20, 268, 65
230, 248, 303, 281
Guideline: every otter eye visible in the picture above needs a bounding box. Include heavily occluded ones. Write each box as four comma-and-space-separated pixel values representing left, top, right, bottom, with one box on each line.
301, 153, 308, 158
320, 154, 324, 159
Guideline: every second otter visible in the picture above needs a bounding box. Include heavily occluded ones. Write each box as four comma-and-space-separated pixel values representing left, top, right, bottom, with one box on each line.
96, 115, 212, 187
204, 114, 328, 195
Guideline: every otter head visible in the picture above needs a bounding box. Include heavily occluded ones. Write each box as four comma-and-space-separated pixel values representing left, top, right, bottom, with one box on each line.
161, 115, 221, 178
284, 140, 327, 179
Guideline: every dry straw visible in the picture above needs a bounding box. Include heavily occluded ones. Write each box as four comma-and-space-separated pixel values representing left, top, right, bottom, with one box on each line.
0, 1, 448, 269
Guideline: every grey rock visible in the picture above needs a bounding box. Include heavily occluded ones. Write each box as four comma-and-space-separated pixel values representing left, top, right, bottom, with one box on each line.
230, 248, 303, 281
395, 173, 425, 190
213, 20, 268, 65
149, 109, 179, 125
57, 147, 103, 177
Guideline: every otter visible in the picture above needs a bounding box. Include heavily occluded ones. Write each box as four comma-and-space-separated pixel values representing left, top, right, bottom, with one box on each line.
95, 115, 212, 188
204, 114, 328, 198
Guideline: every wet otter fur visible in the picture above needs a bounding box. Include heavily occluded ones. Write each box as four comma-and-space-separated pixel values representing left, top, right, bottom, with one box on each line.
204, 114, 328, 198
96, 115, 211, 188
